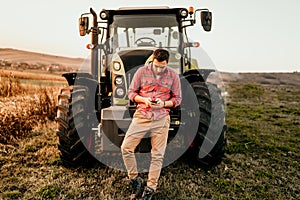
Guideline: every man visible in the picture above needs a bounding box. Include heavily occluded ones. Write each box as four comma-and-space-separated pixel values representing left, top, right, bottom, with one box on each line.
121, 49, 182, 200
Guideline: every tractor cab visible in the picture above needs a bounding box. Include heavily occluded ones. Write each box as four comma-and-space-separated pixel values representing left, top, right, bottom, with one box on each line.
79, 6, 212, 106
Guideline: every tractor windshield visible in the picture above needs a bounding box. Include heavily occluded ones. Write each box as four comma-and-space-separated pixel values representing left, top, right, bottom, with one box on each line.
109, 14, 181, 71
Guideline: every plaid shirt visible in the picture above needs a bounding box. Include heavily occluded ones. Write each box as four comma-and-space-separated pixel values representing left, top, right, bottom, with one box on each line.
128, 63, 182, 120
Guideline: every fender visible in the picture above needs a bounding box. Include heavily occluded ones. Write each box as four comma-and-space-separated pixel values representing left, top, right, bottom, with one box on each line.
62, 72, 96, 86
62, 72, 99, 111
183, 69, 215, 83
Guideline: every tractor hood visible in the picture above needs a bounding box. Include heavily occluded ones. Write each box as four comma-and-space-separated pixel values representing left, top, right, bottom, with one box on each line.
117, 48, 155, 72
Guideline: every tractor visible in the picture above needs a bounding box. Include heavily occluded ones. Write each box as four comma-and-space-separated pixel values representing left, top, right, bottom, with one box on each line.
56, 6, 226, 170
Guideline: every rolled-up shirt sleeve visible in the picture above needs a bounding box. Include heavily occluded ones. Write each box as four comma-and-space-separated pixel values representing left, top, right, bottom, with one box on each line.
170, 73, 182, 108
128, 68, 142, 102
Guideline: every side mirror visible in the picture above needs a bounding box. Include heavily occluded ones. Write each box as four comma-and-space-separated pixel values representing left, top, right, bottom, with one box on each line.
79, 17, 89, 36
201, 11, 212, 32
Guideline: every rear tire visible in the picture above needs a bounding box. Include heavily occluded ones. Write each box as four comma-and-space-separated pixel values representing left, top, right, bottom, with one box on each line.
56, 85, 97, 167
185, 82, 226, 169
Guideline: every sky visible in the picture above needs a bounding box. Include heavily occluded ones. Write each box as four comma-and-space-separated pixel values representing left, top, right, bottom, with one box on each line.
0, 0, 299, 72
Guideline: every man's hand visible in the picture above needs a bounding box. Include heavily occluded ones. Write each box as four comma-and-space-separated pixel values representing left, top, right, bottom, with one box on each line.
150, 98, 164, 109
134, 96, 170, 109
134, 96, 153, 107
144, 97, 154, 107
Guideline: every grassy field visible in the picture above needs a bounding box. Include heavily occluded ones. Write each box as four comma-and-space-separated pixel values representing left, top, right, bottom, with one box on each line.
0, 71, 299, 199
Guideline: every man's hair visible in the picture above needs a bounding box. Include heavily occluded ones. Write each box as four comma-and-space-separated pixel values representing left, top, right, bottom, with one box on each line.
153, 49, 169, 63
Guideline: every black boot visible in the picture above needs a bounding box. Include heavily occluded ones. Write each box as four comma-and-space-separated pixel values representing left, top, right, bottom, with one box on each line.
141, 186, 155, 200
130, 176, 145, 200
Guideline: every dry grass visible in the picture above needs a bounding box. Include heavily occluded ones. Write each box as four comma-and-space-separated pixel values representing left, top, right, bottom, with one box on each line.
0, 71, 62, 144
0, 71, 23, 97
1, 70, 65, 82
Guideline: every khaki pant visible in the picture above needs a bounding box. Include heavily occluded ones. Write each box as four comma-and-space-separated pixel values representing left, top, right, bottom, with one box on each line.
121, 111, 170, 190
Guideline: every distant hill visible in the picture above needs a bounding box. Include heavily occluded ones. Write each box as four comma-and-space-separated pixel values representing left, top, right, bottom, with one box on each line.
221, 72, 300, 87
1, 48, 299, 86
0, 48, 84, 69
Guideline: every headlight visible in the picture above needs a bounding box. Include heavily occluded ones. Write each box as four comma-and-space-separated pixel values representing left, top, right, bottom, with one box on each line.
115, 87, 125, 98
115, 76, 123, 85
113, 61, 121, 71
179, 9, 188, 18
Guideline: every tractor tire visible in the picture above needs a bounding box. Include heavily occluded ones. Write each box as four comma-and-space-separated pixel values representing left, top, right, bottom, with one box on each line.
56, 85, 97, 167
185, 82, 226, 169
